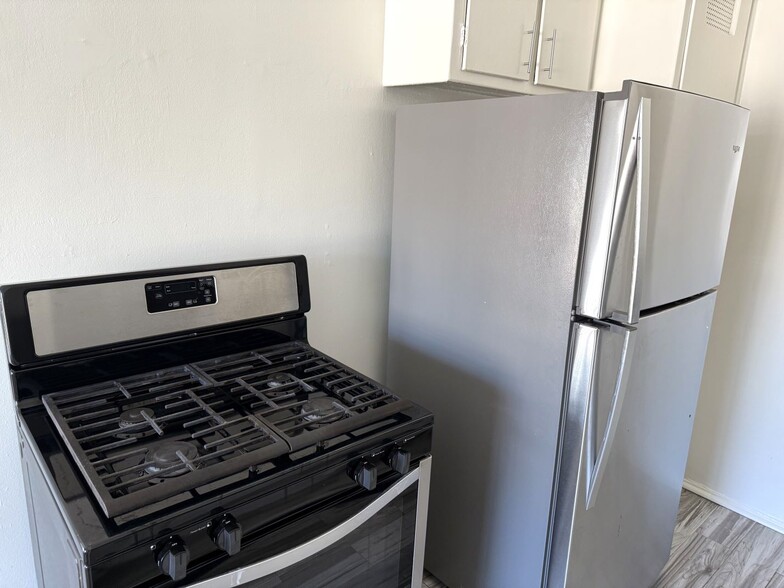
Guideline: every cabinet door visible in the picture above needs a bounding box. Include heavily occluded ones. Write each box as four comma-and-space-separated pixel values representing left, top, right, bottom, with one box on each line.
462, 0, 541, 81
680, 0, 754, 102
535, 0, 602, 90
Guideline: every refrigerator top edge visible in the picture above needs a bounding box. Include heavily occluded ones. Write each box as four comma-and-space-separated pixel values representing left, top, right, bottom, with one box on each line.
393, 81, 747, 123
608, 80, 749, 111
394, 88, 601, 121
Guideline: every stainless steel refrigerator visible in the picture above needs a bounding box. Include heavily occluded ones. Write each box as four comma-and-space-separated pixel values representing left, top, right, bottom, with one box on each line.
386, 81, 749, 588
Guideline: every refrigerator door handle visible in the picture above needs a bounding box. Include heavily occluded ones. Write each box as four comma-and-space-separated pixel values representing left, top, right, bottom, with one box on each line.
585, 324, 637, 510
607, 97, 651, 325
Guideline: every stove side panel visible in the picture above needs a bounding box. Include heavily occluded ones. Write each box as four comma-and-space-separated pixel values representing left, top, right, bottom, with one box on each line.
21, 426, 86, 588
386, 92, 600, 588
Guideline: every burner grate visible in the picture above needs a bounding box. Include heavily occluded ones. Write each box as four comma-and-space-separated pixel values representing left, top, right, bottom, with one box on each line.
42, 342, 410, 518
43, 366, 288, 518
196, 342, 409, 450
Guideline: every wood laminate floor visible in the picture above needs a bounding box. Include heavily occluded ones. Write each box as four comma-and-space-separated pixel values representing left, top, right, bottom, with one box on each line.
655, 490, 784, 588
422, 570, 448, 588
422, 490, 784, 587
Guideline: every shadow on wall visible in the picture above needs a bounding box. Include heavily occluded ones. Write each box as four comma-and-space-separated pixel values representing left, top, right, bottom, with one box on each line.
386, 340, 504, 588
691, 107, 781, 479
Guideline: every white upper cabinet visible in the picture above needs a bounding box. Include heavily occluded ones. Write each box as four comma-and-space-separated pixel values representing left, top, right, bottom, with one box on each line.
535, 0, 603, 90
592, 0, 755, 103
383, 0, 602, 94
383, 0, 753, 101
462, 0, 541, 82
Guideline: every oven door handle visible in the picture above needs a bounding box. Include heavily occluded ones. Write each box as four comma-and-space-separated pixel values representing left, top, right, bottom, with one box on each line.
186, 456, 431, 588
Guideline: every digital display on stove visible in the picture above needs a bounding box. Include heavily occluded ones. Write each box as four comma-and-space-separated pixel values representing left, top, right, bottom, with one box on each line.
144, 275, 216, 313
164, 280, 197, 294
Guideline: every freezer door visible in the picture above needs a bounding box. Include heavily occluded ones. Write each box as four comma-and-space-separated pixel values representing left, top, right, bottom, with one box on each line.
577, 81, 749, 323
546, 292, 717, 588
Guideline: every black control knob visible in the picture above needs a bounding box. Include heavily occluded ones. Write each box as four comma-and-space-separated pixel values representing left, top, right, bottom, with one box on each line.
388, 448, 411, 475
157, 536, 190, 581
213, 514, 242, 556
353, 461, 377, 491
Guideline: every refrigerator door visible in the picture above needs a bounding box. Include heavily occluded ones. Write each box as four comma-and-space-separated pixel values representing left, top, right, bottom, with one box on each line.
577, 81, 749, 323
546, 292, 717, 588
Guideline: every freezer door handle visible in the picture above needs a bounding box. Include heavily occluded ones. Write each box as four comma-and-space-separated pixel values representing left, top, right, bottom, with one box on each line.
607, 98, 651, 325
585, 324, 637, 510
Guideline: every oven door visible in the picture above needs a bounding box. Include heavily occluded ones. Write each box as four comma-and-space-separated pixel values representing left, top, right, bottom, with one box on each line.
186, 457, 431, 588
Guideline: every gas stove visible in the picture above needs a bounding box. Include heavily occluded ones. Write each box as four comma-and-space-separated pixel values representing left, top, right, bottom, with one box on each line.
1, 257, 432, 588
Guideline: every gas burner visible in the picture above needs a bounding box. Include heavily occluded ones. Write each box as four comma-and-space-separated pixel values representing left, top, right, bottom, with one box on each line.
143, 441, 200, 480
301, 398, 346, 426
264, 372, 314, 396
266, 373, 296, 389
117, 407, 160, 439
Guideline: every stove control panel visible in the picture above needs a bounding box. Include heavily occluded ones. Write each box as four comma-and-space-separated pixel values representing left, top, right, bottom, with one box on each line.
145, 275, 217, 313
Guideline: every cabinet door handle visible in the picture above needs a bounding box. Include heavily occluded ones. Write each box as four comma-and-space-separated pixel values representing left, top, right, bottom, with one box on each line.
521, 28, 535, 74
541, 29, 557, 79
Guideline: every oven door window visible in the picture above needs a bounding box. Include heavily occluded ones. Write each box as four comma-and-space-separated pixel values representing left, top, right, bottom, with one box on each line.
248, 485, 416, 588
187, 461, 429, 588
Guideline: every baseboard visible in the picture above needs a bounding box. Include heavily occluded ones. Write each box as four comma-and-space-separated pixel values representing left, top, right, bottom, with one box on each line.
683, 478, 784, 535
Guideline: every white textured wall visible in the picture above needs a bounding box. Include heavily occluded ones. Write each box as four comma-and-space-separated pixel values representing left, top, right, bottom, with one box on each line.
0, 2, 470, 585
685, 0, 784, 531
592, 0, 688, 92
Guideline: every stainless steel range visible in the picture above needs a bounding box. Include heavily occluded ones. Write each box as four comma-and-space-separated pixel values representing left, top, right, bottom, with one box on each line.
2, 256, 432, 587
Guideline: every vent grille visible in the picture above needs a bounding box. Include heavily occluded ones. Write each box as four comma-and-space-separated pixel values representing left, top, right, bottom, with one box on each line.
706, 0, 739, 35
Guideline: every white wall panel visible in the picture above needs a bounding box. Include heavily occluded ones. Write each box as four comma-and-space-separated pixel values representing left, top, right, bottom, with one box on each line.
686, 0, 784, 533
0, 2, 471, 585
